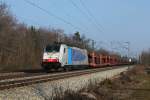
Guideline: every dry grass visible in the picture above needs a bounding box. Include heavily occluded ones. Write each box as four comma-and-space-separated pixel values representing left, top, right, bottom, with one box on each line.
51, 65, 150, 100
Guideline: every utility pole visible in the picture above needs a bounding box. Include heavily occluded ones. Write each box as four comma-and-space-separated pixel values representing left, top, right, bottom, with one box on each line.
110, 41, 113, 53
125, 41, 130, 69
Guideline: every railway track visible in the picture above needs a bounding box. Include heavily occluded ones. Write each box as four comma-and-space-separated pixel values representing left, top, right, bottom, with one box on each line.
0, 71, 47, 81
0, 66, 127, 90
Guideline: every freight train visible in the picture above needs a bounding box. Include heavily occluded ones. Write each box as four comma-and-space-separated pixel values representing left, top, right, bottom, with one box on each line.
41, 43, 131, 71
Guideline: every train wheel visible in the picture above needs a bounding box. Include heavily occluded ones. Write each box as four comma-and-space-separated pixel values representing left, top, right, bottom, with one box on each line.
64, 67, 71, 72
43, 66, 52, 73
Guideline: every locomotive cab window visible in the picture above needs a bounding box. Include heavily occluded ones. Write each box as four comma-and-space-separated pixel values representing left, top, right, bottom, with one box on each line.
64, 48, 66, 53
45, 45, 60, 52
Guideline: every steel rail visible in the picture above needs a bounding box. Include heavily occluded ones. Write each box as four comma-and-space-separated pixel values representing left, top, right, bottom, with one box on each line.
0, 66, 128, 90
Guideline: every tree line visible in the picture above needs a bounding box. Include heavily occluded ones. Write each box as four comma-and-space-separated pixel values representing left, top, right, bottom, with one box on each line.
0, 3, 95, 71
0, 3, 121, 71
140, 49, 150, 66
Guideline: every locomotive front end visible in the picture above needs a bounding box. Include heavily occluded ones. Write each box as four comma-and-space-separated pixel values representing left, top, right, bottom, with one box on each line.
42, 44, 61, 70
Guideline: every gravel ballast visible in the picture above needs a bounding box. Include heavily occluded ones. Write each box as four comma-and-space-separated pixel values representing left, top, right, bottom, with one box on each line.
0, 66, 129, 100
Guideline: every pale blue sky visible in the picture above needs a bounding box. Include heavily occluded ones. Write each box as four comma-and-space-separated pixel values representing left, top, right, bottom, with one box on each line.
1, 0, 150, 56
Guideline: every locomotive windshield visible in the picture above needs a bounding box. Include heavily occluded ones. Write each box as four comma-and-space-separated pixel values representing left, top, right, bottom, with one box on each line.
45, 45, 60, 52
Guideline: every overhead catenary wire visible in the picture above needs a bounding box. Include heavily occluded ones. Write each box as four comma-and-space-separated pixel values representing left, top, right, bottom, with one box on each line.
23, 0, 88, 33
79, 0, 104, 31
68, 0, 103, 32
45, 0, 91, 33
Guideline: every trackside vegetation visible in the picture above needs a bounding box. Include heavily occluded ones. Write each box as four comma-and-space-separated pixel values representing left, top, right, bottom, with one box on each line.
0, 3, 120, 71
49, 65, 150, 100
140, 49, 150, 66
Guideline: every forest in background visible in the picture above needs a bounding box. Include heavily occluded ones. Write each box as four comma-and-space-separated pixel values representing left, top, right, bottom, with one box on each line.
140, 49, 150, 66
0, 3, 141, 71
0, 3, 113, 71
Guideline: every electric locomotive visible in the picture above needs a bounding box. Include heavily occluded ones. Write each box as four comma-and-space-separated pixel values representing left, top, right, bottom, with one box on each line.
41, 44, 89, 70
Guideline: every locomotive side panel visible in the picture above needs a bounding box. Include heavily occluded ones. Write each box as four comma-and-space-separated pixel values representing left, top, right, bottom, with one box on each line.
67, 47, 89, 66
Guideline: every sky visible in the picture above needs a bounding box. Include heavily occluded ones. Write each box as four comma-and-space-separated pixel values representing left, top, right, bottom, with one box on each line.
1, 0, 150, 57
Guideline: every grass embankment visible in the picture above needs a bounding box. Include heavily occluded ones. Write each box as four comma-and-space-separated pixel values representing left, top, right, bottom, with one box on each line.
131, 67, 150, 100
52, 65, 150, 100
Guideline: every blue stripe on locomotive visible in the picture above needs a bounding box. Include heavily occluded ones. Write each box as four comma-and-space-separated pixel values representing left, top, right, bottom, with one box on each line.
68, 47, 72, 64
68, 47, 86, 63
72, 49, 86, 61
